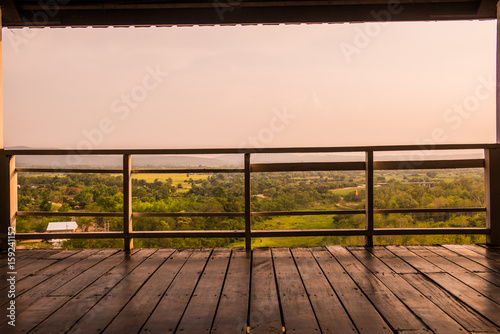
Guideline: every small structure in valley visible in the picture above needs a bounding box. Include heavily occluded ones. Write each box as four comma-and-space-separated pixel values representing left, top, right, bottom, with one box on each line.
46, 221, 78, 247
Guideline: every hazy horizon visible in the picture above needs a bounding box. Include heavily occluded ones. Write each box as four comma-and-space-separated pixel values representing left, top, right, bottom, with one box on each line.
3, 20, 496, 150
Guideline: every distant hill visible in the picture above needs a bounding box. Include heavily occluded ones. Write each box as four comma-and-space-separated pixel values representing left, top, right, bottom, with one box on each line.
6, 146, 484, 168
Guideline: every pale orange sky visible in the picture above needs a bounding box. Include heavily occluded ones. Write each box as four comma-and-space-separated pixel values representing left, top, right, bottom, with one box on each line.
3, 20, 496, 149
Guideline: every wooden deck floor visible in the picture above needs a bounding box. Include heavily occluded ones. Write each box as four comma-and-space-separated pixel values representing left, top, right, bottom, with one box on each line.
1, 245, 500, 334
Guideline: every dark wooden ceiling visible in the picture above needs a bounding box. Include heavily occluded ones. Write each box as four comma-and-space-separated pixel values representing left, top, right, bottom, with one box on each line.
0, 0, 497, 27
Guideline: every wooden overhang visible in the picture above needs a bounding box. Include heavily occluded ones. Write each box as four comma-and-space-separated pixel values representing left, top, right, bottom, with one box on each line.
0, 0, 497, 28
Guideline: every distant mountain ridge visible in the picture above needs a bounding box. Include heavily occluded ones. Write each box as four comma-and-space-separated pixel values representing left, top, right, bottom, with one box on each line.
7, 146, 484, 168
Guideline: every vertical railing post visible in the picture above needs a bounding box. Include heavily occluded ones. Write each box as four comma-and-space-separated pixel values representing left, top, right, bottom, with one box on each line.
485, 148, 500, 245
0, 154, 16, 250
244, 153, 251, 251
365, 151, 374, 247
123, 154, 133, 250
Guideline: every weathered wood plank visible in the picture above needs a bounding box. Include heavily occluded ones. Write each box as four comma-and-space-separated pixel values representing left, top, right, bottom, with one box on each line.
248, 248, 283, 334
11, 249, 102, 310
368, 247, 418, 274
0, 258, 56, 292
27, 249, 155, 334
442, 244, 500, 273
327, 245, 426, 332
9, 259, 58, 281
6, 253, 60, 271
452, 272, 500, 305
407, 246, 469, 274
291, 247, 357, 334
425, 272, 500, 327
211, 248, 251, 334
67, 249, 171, 333
385, 246, 444, 273
426, 246, 493, 273
475, 271, 500, 288
1, 296, 70, 333
464, 244, 500, 261
46, 249, 83, 260
402, 273, 500, 333
176, 248, 231, 334
10, 250, 114, 296
103, 249, 191, 333
0, 249, 84, 294
140, 249, 212, 333
482, 245, 500, 253
312, 247, 391, 334
350, 248, 470, 333
12, 249, 63, 262
414, 247, 500, 305
273, 247, 320, 334
50, 249, 130, 297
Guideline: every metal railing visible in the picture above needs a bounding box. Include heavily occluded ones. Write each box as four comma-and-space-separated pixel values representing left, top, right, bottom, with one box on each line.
2, 143, 499, 250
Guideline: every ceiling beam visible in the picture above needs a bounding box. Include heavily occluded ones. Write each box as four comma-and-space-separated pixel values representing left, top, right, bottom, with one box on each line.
2, 0, 496, 28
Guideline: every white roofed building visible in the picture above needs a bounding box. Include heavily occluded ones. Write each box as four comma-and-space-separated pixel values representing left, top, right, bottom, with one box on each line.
46, 222, 78, 247
46, 222, 78, 233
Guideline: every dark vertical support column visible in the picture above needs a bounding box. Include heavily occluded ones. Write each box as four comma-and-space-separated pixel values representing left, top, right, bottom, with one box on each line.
497, 0, 500, 143
244, 153, 251, 251
365, 151, 374, 247
490, 2, 500, 246
123, 154, 133, 250
485, 148, 500, 245
0, 154, 16, 250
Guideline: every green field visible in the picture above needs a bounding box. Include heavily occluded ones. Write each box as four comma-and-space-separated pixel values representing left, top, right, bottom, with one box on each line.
133, 173, 210, 191
331, 187, 359, 196
229, 215, 364, 247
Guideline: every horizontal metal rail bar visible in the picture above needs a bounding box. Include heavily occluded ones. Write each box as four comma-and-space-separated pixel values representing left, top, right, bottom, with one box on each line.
16, 230, 246, 240
4, 143, 498, 156
372, 227, 489, 235
16, 232, 125, 239
251, 210, 365, 216
374, 207, 486, 214
251, 162, 365, 172
251, 227, 490, 237
131, 168, 244, 174
251, 229, 366, 237
16, 208, 485, 218
14, 161, 484, 175
17, 211, 124, 217
15, 168, 123, 173
374, 159, 485, 170
133, 212, 245, 218
15, 227, 488, 240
